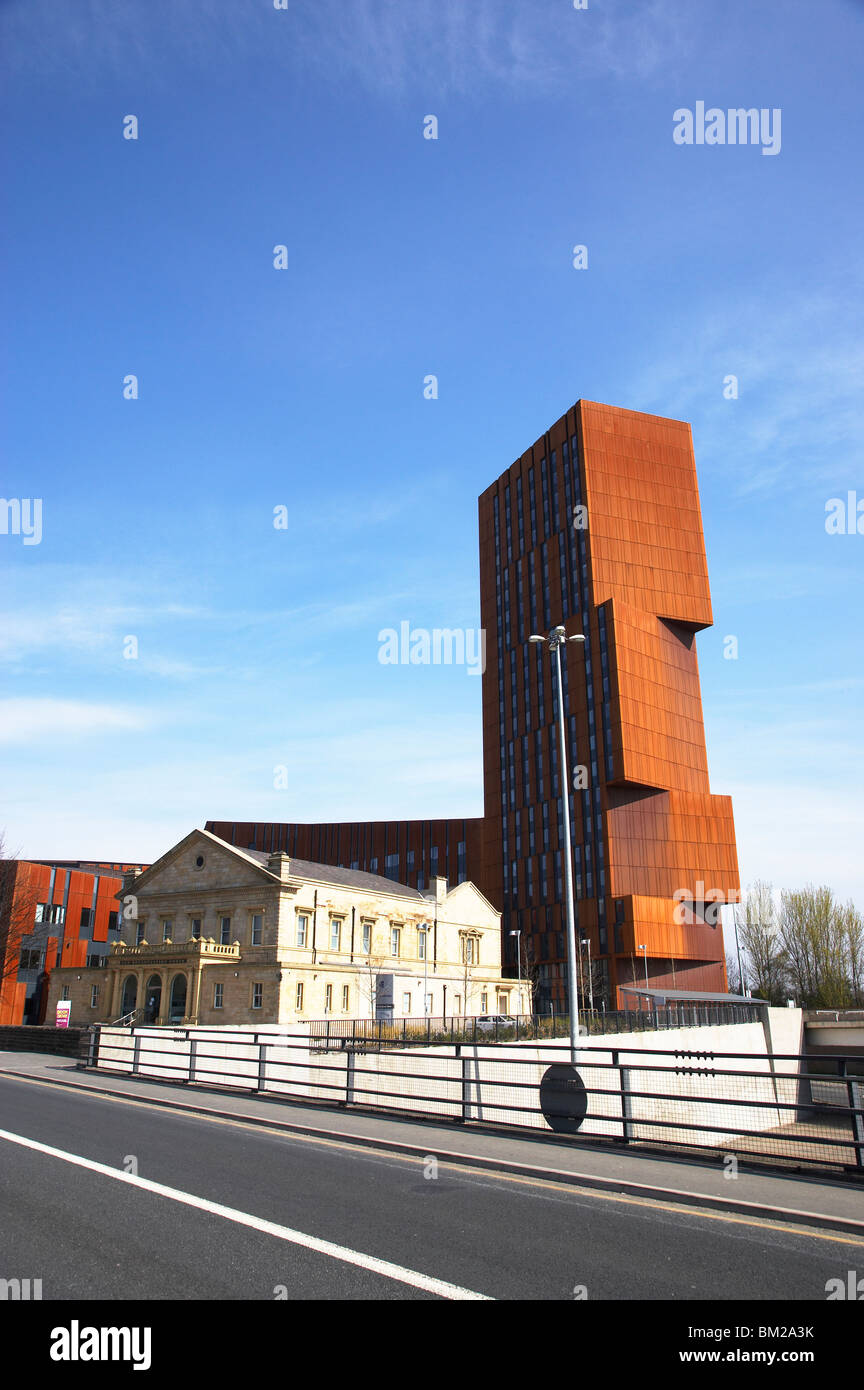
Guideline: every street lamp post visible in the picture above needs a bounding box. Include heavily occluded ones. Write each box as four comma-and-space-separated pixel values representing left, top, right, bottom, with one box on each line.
580, 935, 594, 1014
419, 924, 430, 1019
731, 910, 747, 995
638, 943, 649, 1010
529, 625, 585, 1060
509, 928, 522, 1033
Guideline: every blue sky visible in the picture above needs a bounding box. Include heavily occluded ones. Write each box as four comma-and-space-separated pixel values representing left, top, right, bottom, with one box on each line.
1, 0, 862, 908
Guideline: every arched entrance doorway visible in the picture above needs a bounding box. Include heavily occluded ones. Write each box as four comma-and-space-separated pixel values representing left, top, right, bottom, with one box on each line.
120, 975, 138, 1016
144, 974, 162, 1023
169, 973, 187, 1023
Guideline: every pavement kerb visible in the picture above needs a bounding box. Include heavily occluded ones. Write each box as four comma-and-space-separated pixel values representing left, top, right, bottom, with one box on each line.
2, 1061, 863, 1239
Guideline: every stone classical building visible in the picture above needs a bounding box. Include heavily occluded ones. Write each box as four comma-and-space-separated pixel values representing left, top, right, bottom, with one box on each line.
46, 829, 528, 1027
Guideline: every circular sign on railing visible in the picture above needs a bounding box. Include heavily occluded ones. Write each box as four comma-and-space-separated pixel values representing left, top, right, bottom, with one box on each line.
539, 1063, 588, 1133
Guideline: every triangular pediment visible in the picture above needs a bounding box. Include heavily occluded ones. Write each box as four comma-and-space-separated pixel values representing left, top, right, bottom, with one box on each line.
439, 879, 500, 927
125, 828, 282, 899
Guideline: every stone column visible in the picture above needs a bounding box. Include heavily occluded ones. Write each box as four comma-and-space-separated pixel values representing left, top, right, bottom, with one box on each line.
107, 969, 122, 1020
152, 973, 166, 1025
190, 964, 204, 1025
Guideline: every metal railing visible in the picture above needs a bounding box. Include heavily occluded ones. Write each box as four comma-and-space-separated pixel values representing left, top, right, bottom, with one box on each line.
307, 1003, 764, 1049
109, 1007, 144, 1027
86, 1026, 864, 1177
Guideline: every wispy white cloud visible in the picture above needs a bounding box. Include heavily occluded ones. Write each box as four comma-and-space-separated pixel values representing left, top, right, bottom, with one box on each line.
749, 677, 864, 697
706, 700, 864, 904
1, 710, 483, 861
0, 698, 154, 743
0, 554, 480, 683
0, 565, 214, 663
285, 0, 692, 95
704, 560, 855, 606
0, 0, 695, 94
630, 283, 864, 496
0, 566, 423, 673
726, 778, 864, 906
709, 676, 864, 705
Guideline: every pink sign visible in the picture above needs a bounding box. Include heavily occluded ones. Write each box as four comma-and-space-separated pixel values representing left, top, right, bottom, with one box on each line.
55, 1001, 72, 1029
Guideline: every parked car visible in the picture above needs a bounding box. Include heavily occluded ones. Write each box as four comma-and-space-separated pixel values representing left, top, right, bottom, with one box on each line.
476, 1014, 516, 1031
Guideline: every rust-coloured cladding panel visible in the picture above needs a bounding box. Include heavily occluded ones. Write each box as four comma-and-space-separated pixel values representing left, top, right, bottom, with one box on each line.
577, 401, 713, 630
606, 789, 740, 900
66, 871, 91, 941
614, 955, 727, 1005
62, 938, 88, 969
0, 978, 27, 1027
477, 487, 501, 828
93, 877, 122, 942
30, 863, 51, 900
0, 862, 40, 1016
205, 818, 492, 904
2, 860, 44, 923
605, 598, 711, 794
618, 895, 726, 962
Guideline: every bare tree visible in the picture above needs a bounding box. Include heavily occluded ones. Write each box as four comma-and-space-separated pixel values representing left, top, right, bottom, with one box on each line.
515, 934, 541, 1017
734, 880, 787, 1004
0, 833, 41, 991
354, 950, 387, 1019
460, 935, 477, 1018
577, 951, 607, 1013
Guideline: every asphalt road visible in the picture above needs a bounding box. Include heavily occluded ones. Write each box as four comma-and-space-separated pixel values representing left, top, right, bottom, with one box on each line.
0, 1074, 859, 1301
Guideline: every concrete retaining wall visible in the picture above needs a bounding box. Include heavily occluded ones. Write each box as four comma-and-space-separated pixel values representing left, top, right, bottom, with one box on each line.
92, 1011, 806, 1149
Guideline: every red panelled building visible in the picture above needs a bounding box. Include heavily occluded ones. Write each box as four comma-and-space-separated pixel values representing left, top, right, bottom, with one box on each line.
0, 860, 146, 1026
208, 401, 739, 1010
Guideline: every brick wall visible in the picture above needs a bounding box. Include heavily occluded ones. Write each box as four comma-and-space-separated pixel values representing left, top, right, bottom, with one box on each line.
0, 1024, 87, 1058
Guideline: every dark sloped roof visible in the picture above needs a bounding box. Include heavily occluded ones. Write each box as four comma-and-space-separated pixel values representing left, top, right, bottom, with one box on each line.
619, 986, 765, 1005
243, 847, 429, 902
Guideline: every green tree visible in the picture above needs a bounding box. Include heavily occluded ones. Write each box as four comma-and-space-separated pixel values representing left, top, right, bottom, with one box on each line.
778, 884, 849, 1008
838, 901, 864, 1008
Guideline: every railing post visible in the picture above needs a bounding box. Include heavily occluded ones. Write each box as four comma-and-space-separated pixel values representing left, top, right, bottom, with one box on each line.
87, 1026, 99, 1067
613, 1049, 632, 1144
850, 1078, 864, 1170
257, 1041, 268, 1092
132, 1031, 142, 1076
456, 1044, 469, 1123
840, 1059, 864, 1169
188, 1035, 197, 1085
345, 1047, 355, 1107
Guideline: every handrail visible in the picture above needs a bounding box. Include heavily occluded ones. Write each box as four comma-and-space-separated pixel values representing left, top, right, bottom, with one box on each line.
111, 1007, 143, 1027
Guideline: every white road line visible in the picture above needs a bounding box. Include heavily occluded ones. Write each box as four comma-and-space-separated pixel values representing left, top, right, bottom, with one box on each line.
0, 1126, 492, 1301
